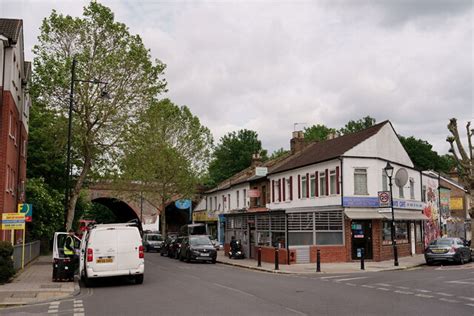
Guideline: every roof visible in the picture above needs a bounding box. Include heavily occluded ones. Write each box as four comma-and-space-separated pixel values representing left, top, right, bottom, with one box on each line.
270, 120, 389, 174
0, 19, 22, 44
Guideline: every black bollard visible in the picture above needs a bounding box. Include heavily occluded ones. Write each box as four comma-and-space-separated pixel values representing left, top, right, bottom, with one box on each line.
360, 248, 365, 270
257, 247, 262, 267
316, 249, 321, 272
274, 247, 279, 270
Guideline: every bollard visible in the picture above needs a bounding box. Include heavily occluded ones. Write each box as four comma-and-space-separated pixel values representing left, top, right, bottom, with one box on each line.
360, 248, 365, 270
274, 247, 279, 270
257, 247, 262, 267
316, 249, 321, 272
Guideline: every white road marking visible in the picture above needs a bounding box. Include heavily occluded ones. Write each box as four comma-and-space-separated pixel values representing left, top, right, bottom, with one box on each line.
320, 275, 347, 279
458, 296, 474, 302
345, 283, 357, 286
334, 277, 368, 282
376, 288, 390, 291
50, 302, 60, 305
415, 289, 431, 293
439, 298, 459, 303
465, 303, 474, 307
361, 285, 375, 289
48, 310, 58, 314
374, 283, 391, 287
213, 283, 255, 298
396, 286, 409, 290
436, 292, 454, 297
74, 314, 85, 316
416, 294, 433, 298
394, 290, 413, 295
446, 279, 474, 285
285, 307, 308, 316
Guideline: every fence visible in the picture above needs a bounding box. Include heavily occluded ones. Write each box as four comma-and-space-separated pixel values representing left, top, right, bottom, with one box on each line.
12, 240, 41, 270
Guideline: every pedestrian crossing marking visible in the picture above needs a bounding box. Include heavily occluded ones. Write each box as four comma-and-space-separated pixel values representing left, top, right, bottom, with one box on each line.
458, 296, 474, 302
439, 298, 459, 303
394, 290, 413, 295
334, 276, 368, 282
415, 294, 433, 298
319, 275, 347, 279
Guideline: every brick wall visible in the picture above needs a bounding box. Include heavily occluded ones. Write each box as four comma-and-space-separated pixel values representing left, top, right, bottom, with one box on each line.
309, 245, 347, 263
224, 243, 289, 264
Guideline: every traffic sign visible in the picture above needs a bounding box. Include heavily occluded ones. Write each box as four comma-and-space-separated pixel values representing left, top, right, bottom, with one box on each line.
378, 191, 391, 207
18, 203, 33, 222
175, 199, 191, 209
1, 213, 25, 230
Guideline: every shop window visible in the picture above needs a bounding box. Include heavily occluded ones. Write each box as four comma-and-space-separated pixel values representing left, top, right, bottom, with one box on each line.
288, 212, 313, 230
315, 211, 343, 245
382, 221, 409, 245
301, 175, 307, 198
257, 231, 270, 246
288, 232, 313, 246
354, 168, 368, 195
382, 221, 392, 245
272, 232, 286, 248
316, 232, 343, 245
415, 222, 423, 243
310, 174, 316, 197
330, 170, 337, 195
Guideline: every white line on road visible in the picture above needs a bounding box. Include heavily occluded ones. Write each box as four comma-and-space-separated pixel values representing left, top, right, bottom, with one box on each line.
213, 283, 256, 298
458, 296, 474, 302
376, 288, 390, 291
345, 283, 357, 286
439, 298, 459, 303
374, 283, 391, 287
361, 285, 375, 289
436, 292, 454, 297
319, 275, 347, 279
415, 289, 431, 293
415, 294, 433, 298
47, 310, 58, 314
446, 280, 474, 285
395, 286, 410, 290
74, 313, 85, 316
334, 277, 368, 282
285, 307, 308, 316
394, 290, 413, 295
465, 303, 474, 307
49, 302, 60, 305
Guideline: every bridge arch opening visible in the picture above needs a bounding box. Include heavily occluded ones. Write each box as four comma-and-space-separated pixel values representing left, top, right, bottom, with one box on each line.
90, 197, 139, 223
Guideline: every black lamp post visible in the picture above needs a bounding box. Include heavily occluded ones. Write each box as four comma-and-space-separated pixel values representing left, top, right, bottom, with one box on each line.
384, 162, 399, 266
64, 57, 109, 226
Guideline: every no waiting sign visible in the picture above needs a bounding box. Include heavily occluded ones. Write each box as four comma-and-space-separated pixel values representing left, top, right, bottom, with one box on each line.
378, 191, 391, 207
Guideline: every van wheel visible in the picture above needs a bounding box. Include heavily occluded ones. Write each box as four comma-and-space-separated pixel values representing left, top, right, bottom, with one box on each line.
83, 276, 92, 287
135, 274, 144, 284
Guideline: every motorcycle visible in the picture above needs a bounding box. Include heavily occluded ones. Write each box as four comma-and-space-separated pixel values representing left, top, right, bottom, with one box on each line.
229, 240, 245, 259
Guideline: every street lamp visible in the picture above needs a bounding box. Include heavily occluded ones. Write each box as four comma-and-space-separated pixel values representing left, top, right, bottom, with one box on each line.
64, 57, 109, 226
384, 162, 399, 266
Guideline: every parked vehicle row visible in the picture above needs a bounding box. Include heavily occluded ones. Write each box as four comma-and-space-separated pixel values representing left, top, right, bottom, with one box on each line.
424, 237, 472, 265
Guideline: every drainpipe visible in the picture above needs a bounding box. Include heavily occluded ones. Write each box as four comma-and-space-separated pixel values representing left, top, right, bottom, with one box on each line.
1, 38, 8, 241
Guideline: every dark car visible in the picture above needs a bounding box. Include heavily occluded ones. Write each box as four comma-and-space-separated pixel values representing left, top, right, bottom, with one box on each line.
143, 233, 164, 252
179, 235, 217, 264
168, 236, 185, 259
425, 237, 472, 265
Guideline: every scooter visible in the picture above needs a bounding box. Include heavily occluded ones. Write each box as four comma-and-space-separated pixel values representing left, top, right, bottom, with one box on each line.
229, 240, 245, 259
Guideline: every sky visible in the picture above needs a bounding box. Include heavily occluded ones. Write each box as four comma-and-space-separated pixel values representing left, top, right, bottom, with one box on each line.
1, 0, 473, 155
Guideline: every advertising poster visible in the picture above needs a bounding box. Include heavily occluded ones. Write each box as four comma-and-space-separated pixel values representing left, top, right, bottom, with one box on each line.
423, 178, 440, 246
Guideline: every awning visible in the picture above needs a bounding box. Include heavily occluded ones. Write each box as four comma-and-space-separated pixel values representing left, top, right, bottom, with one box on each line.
379, 210, 428, 221
344, 209, 385, 219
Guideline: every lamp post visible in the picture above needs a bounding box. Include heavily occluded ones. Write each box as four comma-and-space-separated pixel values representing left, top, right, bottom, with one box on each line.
64, 57, 109, 227
384, 162, 399, 267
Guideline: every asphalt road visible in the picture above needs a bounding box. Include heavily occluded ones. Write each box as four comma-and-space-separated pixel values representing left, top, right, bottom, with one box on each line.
4, 253, 474, 316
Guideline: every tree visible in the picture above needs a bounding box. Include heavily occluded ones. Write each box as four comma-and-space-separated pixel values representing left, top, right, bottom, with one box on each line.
208, 129, 268, 185
399, 136, 439, 170
269, 148, 289, 160
83, 203, 117, 224
118, 99, 213, 236
32, 2, 167, 229
304, 124, 337, 142
339, 116, 376, 135
447, 118, 473, 213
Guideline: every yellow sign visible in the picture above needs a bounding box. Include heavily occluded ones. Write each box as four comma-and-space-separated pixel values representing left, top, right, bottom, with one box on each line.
193, 211, 218, 222
1, 213, 25, 230
450, 197, 464, 210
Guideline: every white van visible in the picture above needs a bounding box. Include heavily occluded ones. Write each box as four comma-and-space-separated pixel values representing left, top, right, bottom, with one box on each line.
79, 223, 144, 286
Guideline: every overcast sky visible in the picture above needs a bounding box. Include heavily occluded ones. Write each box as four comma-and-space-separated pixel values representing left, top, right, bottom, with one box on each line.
2, 0, 472, 155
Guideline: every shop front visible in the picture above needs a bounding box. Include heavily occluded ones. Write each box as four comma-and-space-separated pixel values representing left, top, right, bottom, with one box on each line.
192, 210, 219, 240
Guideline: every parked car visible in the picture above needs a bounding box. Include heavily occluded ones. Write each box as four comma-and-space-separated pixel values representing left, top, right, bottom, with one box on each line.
424, 237, 472, 265
160, 236, 176, 257
79, 223, 145, 286
168, 236, 185, 259
208, 236, 220, 250
143, 233, 164, 252
179, 235, 217, 263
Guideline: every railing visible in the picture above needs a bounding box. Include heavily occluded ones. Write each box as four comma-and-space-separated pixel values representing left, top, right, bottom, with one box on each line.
12, 240, 40, 270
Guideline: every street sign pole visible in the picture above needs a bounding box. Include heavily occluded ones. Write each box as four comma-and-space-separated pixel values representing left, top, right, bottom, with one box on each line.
21, 226, 25, 269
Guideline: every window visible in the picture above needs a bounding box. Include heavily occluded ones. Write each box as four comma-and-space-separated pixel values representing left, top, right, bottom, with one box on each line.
301, 175, 307, 198
222, 195, 226, 211
210, 197, 213, 210
421, 185, 426, 202
315, 211, 343, 245
382, 222, 391, 245
236, 191, 240, 208
274, 181, 280, 202
243, 189, 247, 208
399, 185, 404, 198
310, 174, 316, 197
286, 178, 291, 201
228, 194, 231, 210
214, 197, 218, 210
382, 221, 409, 245
382, 169, 388, 191
354, 168, 368, 195
5, 167, 10, 193
410, 178, 415, 199
415, 222, 422, 243
319, 172, 326, 196
8, 112, 14, 139
330, 170, 337, 195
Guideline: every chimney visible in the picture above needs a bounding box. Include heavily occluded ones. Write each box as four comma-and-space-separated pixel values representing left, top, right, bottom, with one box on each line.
291, 131, 305, 154
327, 132, 338, 140
251, 153, 263, 167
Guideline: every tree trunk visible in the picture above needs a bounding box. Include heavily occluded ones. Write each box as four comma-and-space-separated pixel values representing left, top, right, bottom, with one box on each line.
66, 157, 92, 230
160, 197, 167, 237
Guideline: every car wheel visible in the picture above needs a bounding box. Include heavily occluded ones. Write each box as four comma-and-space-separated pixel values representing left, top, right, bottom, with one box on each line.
160, 251, 164, 256
426, 260, 433, 266
179, 251, 184, 261
135, 274, 144, 284
211, 258, 216, 264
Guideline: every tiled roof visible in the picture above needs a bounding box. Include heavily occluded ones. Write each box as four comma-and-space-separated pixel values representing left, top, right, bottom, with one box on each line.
270, 120, 389, 174
0, 19, 22, 44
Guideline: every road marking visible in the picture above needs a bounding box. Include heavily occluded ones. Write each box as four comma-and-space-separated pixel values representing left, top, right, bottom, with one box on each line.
284, 307, 308, 316
394, 290, 413, 295
345, 283, 357, 286
396, 286, 410, 290
415, 294, 433, 298
439, 298, 459, 303
213, 283, 255, 298
465, 303, 474, 307
446, 279, 474, 285
374, 283, 391, 287
458, 296, 474, 302
334, 277, 368, 282
320, 275, 347, 279
376, 287, 390, 291
74, 314, 85, 316
361, 285, 375, 289
415, 289, 431, 293
48, 311, 58, 314
50, 301, 60, 305
436, 292, 454, 297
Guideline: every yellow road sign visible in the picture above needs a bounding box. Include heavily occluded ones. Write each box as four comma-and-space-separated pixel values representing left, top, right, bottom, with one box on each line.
1, 213, 25, 230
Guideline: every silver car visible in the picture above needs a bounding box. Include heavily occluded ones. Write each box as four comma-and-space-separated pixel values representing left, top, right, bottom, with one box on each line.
143, 233, 164, 252
425, 237, 472, 265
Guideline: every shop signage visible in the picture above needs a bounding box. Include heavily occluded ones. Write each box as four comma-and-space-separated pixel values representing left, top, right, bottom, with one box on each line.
1, 213, 25, 230
343, 196, 424, 210
378, 191, 391, 207
255, 167, 268, 177
175, 199, 191, 209
18, 203, 33, 222
192, 210, 218, 222
449, 197, 463, 210
248, 189, 260, 198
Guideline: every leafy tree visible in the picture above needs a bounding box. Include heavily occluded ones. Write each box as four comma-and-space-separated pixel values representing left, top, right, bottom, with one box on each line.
32, 2, 167, 229
118, 99, 213, 235
304, 124, 337, 142
83, 203, 117, 224
208, 129, 268, 185
269, 148, 289, 160
339, 116, 376, 135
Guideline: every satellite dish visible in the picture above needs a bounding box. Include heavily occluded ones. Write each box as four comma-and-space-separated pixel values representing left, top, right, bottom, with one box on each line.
394, 168, 408, 187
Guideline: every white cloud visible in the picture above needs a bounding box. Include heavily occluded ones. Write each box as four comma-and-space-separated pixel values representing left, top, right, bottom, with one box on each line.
2, 0, 472, 156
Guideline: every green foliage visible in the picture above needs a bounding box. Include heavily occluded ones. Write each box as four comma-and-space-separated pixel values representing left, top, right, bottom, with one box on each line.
269, 148, 289, 160
32, 1, 167, 229
0, 241, 15, 283
83, 203, 117, 224
339, 116, 376, 135
25, 178, 64, 240
208, 129, 268, 186
399, 136, 455, 173
304, 124, 337, 142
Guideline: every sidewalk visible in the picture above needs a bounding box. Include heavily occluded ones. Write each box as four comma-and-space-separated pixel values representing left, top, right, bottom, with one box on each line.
0, 256, 79, 306
216, 251, 426, 274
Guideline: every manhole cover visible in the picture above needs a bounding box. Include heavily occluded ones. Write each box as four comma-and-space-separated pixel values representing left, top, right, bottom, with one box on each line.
41, 284, 61, 289
11, 293, 37, 298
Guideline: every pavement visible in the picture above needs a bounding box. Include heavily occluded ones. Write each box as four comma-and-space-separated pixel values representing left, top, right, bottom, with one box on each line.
216, 250, 427, 273
0, 256, 79, 307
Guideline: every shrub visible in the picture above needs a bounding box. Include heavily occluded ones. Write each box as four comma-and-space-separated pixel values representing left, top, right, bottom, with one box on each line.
0, 241, 15, 283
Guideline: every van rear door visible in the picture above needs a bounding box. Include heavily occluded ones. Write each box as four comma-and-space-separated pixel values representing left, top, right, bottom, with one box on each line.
117, 227, 142, 270
90, 228, 118, 272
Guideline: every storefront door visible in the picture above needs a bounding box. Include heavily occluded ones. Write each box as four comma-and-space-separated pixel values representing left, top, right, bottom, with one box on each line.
351, 221, 373, 260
